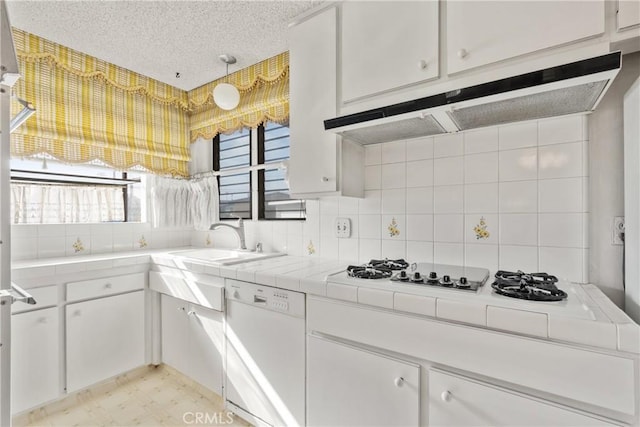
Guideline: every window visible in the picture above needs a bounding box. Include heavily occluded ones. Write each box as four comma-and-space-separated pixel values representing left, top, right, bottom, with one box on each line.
258, 123, 306, 220
214, 128, 252, 220
9, 158, 145, 224
213, 123, 305, 220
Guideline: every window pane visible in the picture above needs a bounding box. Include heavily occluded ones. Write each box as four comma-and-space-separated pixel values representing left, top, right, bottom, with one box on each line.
9, 159, 143, 224
261, 123, 305, 220
218, 129, 251, 219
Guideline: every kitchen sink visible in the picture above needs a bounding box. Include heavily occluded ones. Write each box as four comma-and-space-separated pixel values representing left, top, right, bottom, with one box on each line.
169, 248, 284, 266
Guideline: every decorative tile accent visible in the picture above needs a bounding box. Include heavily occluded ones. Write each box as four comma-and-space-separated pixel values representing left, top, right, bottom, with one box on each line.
72, 237, 85, 253
473, 216, 490, 240
137, 235, 148, 248
205, 233, 212, 246
387, 217, 400, 237
307, 240, 316, 255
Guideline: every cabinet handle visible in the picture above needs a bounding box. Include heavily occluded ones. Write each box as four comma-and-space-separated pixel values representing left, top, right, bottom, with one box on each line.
418, 60, 428, 70
394, 377, 405, 387
457, 49, 468, 59
187, 310, 196, 316
441, 390, 452, 402
38, 317, 48, 324
73, 310, 81, 317
321, 176, 329, 182
178, 306, 185, 312
104, 283, 113, 289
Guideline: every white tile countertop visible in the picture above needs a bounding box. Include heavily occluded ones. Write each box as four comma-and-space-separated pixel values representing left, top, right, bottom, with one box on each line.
12, 248, 639, 354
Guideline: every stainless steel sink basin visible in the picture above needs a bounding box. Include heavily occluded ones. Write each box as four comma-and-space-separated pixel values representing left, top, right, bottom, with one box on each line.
170, 248, 284, 266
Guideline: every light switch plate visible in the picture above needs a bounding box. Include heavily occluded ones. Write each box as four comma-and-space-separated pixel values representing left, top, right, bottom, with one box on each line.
335, 217, 351, 238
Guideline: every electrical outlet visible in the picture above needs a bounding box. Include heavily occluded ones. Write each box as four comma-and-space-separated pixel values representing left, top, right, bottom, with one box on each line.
335, 217, 351, 238
613, 216, 625, 245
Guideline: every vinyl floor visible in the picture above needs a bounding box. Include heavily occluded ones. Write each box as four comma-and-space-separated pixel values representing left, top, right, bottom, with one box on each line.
13, 365, 251, 427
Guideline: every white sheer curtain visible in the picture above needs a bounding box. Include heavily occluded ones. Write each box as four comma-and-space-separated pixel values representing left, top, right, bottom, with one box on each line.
10, 184, 125, 224
150, 174, 219, 230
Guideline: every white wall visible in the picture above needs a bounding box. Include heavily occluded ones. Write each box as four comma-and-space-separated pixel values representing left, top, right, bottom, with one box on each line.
196, 115, 591, 284
11, 223, 191, 260
589, 51, 640, 306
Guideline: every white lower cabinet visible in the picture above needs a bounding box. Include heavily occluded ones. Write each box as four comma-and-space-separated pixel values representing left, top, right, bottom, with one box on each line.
428, 370, 614, 426
160, 294, 223, 394
66, 291, 145, 392
307, 335, 420, 426
11, 306, 59, 414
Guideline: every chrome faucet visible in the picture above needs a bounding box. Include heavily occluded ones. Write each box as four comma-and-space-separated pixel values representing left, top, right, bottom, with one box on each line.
209, 218, 247, 250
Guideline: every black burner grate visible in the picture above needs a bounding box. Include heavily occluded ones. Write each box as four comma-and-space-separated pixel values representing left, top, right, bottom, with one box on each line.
492, 270, 567, 301
347, 265, 393, 280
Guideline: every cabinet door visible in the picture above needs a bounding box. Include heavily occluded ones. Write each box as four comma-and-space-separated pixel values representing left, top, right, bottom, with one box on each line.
66, 291, 145, 392
618, 0, 640, 30
307, 335, 419, 426
447, 1, 605, 74
160, 295, 189, 376
341, 1, 439, 102
11, 307, 59, 414
289, 7, 338, 195
428, 370, 614, 426
188, 304, 223, 394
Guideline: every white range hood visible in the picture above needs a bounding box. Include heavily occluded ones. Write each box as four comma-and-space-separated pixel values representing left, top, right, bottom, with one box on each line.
324, 52, 621, 145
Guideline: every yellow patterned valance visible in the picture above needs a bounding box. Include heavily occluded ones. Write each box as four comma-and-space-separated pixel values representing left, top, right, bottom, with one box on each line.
188, 52, 289, 141
11, 29, 191, 177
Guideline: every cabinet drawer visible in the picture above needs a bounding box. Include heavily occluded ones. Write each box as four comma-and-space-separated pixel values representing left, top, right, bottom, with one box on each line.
149, 271, 224, 311
428, 369, 614, 426
11, 285, 57, 314
66, 273, 145, 302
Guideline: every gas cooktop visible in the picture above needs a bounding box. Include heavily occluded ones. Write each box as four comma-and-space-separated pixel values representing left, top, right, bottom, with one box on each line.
345, 260, 490, 292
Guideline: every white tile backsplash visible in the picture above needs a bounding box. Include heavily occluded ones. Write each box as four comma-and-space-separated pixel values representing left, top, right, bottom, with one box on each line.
434, 214, 463, 243
538, 177, 584, 213
434, 185, 464, 214
381, 189, 406, 214
434, 242, 464, 265
538, 114, 584, 146
499, 181, 538, 213
406, 136, 434, 160
499, 121, 538, 150
499, 148, 538, 181
381, 163, 406, 189
464, 127, 498, 154
464, 183, 499, 213
14, 116, 590, 284
381, 140, 406, 164
406, 159, 434, 187
538, 141, 586, 179
365, 144, 382, 166
499, 214, 538, 246
406, 187, 434, 214
434, 133, 464, 158
464, 152, 499, 184
434, 157, 463, 185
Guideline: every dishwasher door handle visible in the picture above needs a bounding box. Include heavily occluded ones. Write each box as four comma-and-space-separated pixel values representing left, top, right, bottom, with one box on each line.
253, 295, 267, 304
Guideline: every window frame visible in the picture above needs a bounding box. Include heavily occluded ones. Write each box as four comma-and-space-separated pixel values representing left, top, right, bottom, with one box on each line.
213, 130, 253, 220
212, 123, 305, 221
9, 164, 143, 224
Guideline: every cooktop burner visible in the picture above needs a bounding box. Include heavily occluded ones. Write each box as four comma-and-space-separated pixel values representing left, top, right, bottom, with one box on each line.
347, 265, 393, 280
492, 270, 568, 301
368, 259, 409, 270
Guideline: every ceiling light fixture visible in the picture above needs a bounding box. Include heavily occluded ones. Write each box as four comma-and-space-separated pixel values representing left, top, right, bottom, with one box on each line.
213, 54, 240, 110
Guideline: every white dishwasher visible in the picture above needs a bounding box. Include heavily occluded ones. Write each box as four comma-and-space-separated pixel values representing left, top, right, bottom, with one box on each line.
225, 279, 305, 427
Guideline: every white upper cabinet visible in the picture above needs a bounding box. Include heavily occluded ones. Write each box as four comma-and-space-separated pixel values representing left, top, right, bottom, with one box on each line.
618, 0, 640, 30
341, 1, 439, 103
289, 6, 364, 198
446, 1, 606, 74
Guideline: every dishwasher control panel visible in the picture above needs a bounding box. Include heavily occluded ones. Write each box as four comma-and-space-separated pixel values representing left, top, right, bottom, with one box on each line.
226, 279, 305, 318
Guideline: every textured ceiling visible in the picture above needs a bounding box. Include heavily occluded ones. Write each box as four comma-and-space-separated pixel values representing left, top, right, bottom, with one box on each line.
6, 0, 322, 91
